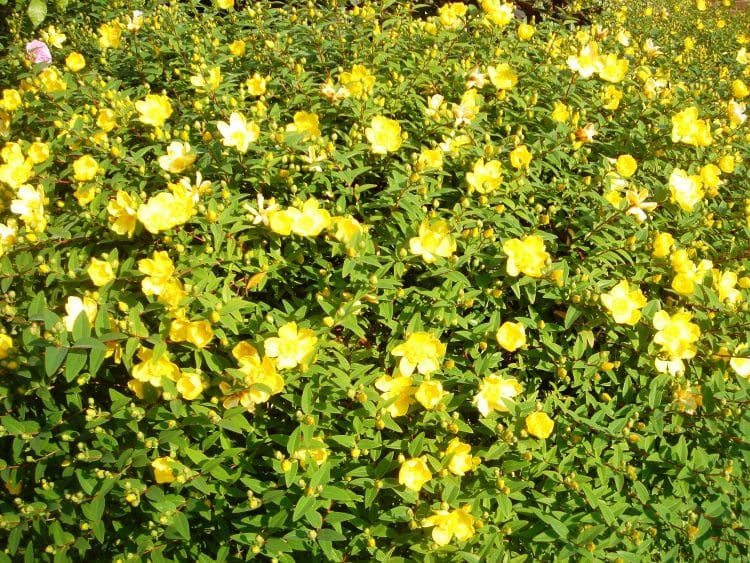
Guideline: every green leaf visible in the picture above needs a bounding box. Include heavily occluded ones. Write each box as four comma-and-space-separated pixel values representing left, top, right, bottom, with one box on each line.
293, 494, 317, 522
28, 0, 48, 29
45, 346, 68, 377
172, 512, 190, 541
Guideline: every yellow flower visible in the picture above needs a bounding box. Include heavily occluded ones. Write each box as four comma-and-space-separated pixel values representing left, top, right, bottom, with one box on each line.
482, 0, 514, 26
668, 168, 704, 212
409, 219, 456, 263
87, 257, 116, 286
151, 457, 180, 484
0, 334, 13, 360
375, 374, 416, 417
10, 184, 46, 232
170, 318, 214, 349
340, 64, 375, 98
671, 107, 712, 147
264, 321, 317, 371
466, 158, 503, 194
653, 310, 700, 370
496, 321, 526, 352
285, 197, 330, 237
366, 115, 402, 154
474, 374, 523, 416
727, 100, 747, 129
0, 222, 18, 257
730, 347, 750, 378
268, 208, 296, 236
135, 94, 173, 127
601, 85, 623, 110
73, 155, 98, 182
715, 270, 742, 306
551, 101, 570, 123
226, 342, 284, 410
517, 23, 535, 40
331, 216, 365, 246
438, 2, 467, 29
503, 235, 549, 278
673, 384, 702, 414
98, 21, 122, 49
216, 0, 234, 8
422, 507, 475, 545
732, 79, 749, 99
598, 54, 629, 83
398, 457, 432, 492
176, 373, 203, 400
567, 42, 601, 78
190, 67, 222, 93
652, 232, 675, 258
138, 250, 175, 296
700, 164, 722, 194
0, 89, 22, 112
718, 155, 735, 174
65, 52, 86, 72
27, 142, 49, 164
39, 67, 66, 93
391, 332, 446, 377
217, 112, 260, 154
292, 437, 328, 468
526, 412, 555, 439
63, 296, 98, 332
286, 111, 321, 139
97, 109, 117, 132
488, 63, 518, 90
415, 380, 445, 410
246, 73, 268, 96
615, 154, 637, 178
107, 190, 138, 237
509, 145, 532, 169
444, 438, 478, 476
229, 39, 246, 56
417, 148, 443, 171
601, 280, 647, 325
158, 141, 196, 174
132, 347, 181, 387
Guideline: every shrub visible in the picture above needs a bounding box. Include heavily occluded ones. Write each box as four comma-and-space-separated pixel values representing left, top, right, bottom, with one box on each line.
1, 0, 749, 561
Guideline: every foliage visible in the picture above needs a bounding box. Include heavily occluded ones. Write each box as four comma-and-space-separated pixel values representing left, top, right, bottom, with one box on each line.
1, 0, 750, 560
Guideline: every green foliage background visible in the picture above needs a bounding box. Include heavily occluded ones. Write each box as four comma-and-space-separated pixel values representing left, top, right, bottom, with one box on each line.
1, 0, 750, 561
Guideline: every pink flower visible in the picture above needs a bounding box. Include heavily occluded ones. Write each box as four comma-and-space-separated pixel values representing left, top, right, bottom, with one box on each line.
26, 40, 52, 65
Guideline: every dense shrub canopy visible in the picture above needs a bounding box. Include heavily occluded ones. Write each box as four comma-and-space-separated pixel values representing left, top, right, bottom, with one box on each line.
1, 0, 750, 561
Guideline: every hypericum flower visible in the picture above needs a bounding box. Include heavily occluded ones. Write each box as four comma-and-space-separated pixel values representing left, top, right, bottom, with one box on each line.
246, 73, 268, 96
63, 296, 98, 332
26, 40, 52, 65
375, 374, 416, 417
25, 142, 48, 165
668, 168, 704, 211
409, 220, 456, 263
132, 347, 181, 387
453, 88, 481, 126
673, 384, 702, 414
488, 63, 518, 90
551, 101, 570, 122
0, 89, 22, 112
366, 115, 402, 154
601, 280, 647, 325
438, 2, 467, 28
331, 215, 366, 246
0, 334, 13, 360
730, 346, 750, 378
176, 373, 203, 400
733, 79, 749, 99
671, 107, 712, 147
652, 231, 675, 258
137, 183, 197, 234
473, 374, 523, 416
170, 318, 214, 349
0, 142, 32, 188
264, 321, 317, 371
398, 457, 432, 492
715, 270, 742, 306
670, 249, 712, 296
625, 188, 657, 223
73, 155, 98, 182
415, 379, 445, 410
65, 52, 86, 72
126, 10, 144, 32
10, 184, 46, 232
727, 100, 747, 129
601, 85, 623, 110
482, 0, 515, 26
422, 507, 476, 546
190, 66, 222, 92
466, 158, 503, 194
503, 235, 550, 278
41, 25, 66, 48
700, 164, 722, 195
391, 332, 446, 377
108, 190, 138, 237
615, 154, 637, 178
517, 23, 535, 40
287, 197, 331, 237
652, 310, 700, 374
138, 251, 175, 296
292, 437, 328, 468
526, 412, 555, 439
158, 141, 196, 174
152, 456, 181, 484
135, 94, 172, 127
0, 222, 18, 257
340, 64, 375, 98
286, 111, 321, 139
496, 321, 526, 352
87, 257, 117, 287
444, 438, 479, 476
223, 342, 284, 411
509, 145, 532, 170
217, 112, 260, 153
599, 54, 629, 83
98, 21, 122, 49
567, 42, 601, 78
417, 148, 443, 171
96, 108, 117, 132
229, 39, 246, 56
